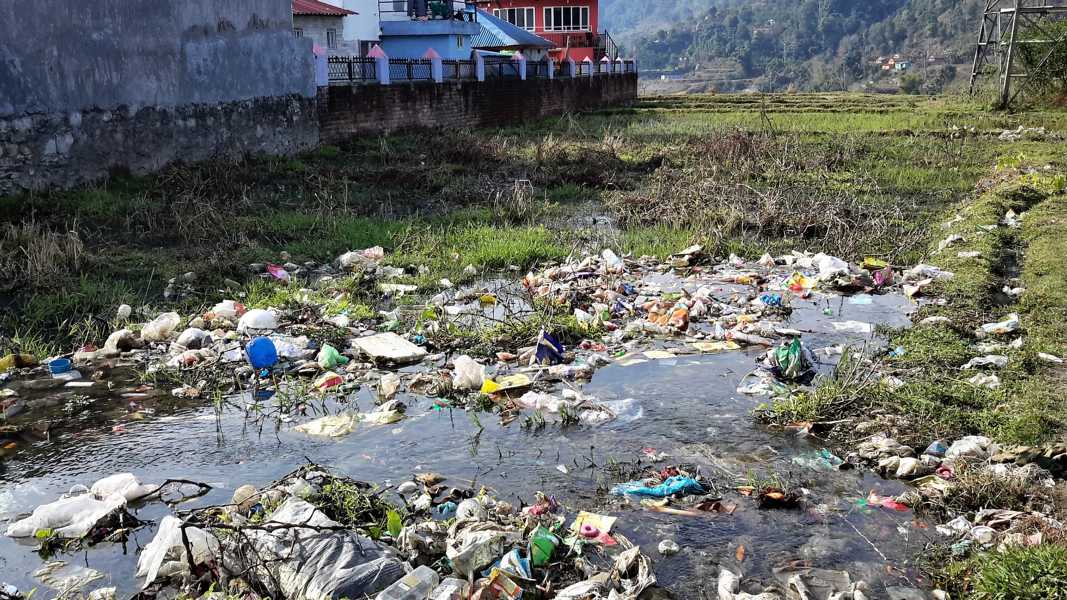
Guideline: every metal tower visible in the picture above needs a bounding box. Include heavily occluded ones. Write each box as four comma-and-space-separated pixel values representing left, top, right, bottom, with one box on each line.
969, 0, 1067, 108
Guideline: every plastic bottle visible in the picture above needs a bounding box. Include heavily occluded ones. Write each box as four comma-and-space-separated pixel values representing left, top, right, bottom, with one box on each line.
376, 565, 440, 600
429, 578, 469, 600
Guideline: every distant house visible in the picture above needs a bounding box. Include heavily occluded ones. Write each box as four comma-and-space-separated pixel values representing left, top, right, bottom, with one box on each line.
318, 0, 383, 55
378, 0, 481, 59
293, 0, 356, 54
471, 9, 553, 60
895, 61, 911, 72
473, 0, 616, 62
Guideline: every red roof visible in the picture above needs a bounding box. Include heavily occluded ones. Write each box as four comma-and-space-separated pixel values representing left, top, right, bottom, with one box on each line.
293, 0, 356, 17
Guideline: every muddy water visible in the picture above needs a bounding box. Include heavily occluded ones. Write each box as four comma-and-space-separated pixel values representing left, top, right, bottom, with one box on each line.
0, 291, 939, 599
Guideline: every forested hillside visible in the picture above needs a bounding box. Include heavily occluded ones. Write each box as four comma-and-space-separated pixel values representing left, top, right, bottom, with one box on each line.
603, 0, 985, 92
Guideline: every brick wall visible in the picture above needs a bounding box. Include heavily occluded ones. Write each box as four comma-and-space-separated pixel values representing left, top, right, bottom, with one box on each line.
316, 74, 638, 141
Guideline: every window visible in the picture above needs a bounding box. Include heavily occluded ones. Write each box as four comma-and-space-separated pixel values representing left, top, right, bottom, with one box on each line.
543, 6, 589, 32
326, 28, 338, 48
293, 27, 304, 37
456, 35, 465, 47
493, 7, 536, 31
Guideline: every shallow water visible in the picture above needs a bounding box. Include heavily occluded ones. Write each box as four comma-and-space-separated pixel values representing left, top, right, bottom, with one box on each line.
0, 288, 939, 599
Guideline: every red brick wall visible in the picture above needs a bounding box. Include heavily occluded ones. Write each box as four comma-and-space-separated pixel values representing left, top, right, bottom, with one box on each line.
316, 74, 637, 141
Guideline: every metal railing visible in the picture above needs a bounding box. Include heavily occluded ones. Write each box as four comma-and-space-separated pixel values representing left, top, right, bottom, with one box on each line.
389, 59, 434, 81
442, 59, 476, 80
379, 0, 475, 21
328, 57, 377, 84
527, 60, 553, 79
483, 57, 520, 79
324, 56, 636, 85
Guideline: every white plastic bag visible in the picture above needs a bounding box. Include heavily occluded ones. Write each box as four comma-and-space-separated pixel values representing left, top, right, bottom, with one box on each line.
293, 413, 360, 437
212, 300, 240, 319
140, 313, 180, 342
237, 309, 278, 334
451, 356, 484, 391
601, 249, 624, 272
813, 253, 849, 279
6, 494, 127, 539
90, 473, 156, 502
136, 515, 219, 587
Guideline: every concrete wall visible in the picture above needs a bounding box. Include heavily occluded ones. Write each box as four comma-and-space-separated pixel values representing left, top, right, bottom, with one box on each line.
0, 0, 318, 195
294, 14, 347, 52
317, 73, 637, 140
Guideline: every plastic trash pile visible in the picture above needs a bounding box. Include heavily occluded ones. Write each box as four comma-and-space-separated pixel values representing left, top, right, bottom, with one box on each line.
129, 464, 657, 600
0, 244, 926, 436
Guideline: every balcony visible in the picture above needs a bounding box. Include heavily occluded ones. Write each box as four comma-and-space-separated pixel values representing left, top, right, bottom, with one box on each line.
379, 0, 480, 36
540, 30, 618, 60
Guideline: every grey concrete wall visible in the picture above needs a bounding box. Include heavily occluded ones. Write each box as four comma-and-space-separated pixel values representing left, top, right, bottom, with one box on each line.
0, 0, 320, 194
0, 0, 315, 116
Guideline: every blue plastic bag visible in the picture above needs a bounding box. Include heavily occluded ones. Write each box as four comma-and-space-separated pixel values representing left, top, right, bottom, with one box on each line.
534, 329, 565, 366
246, 336, 278, 369
610, 475, 705, 498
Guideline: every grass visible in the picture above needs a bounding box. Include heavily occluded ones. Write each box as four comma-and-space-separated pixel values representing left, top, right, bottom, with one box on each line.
935, 544, 1067, 600
1, 93, 1064, 353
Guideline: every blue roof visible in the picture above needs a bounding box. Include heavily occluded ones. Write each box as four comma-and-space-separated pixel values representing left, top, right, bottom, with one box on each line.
471, 9, 554, 50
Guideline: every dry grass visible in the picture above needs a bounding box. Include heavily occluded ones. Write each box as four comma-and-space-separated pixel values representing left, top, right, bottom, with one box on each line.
0, 220, 84, 291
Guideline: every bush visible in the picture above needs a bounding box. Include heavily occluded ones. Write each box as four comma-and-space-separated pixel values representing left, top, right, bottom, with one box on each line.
972, 545, 1067, 600
900, 74, 923, 95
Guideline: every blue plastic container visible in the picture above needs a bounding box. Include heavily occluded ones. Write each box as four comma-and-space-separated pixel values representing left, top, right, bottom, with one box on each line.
48, 358, 72, 375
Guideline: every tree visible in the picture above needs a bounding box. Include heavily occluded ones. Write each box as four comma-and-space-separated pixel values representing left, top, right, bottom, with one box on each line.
900, 73, 923, 94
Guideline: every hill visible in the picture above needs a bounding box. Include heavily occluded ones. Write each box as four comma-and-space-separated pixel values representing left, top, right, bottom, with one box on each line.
605, 0, 985, 92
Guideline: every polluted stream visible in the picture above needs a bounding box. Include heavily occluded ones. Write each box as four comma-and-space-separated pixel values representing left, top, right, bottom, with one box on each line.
0, 257, 939, 599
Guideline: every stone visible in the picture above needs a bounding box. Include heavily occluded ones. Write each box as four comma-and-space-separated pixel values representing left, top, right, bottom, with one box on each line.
856, 436, 915, 461
895, 457, 926, 479
657, 539, 680, 556
232, 484, 259, 511
175, 328, 209, 350
878, 456, 901, 474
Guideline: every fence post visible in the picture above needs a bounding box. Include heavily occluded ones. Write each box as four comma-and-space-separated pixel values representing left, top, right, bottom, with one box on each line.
583, 57, 593, 76
475, 52, 486, 82
615, 57, 624, 75
431, 58, 443, 83
546, 58, 555, 80
377, 57, 391, 84
368, 45, 390, 85
601, 56, 612, 74
566, 57, 576, 78
424, 48, 444, 83
514, 53, 526, 81
314, 48, 329, 86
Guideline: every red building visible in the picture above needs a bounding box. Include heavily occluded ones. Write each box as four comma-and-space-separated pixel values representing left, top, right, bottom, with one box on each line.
473, 0, 616, 62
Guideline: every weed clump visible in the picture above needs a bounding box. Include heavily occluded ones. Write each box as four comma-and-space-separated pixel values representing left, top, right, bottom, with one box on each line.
971, 544, 1067, 600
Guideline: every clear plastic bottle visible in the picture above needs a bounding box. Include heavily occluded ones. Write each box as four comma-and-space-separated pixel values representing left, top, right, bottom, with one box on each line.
376, 566, 440, 600
429, 578, 470, 600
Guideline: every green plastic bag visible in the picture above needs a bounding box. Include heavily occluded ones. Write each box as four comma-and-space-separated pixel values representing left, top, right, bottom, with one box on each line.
772, 338, 813, 381
317, 344, 350, 370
